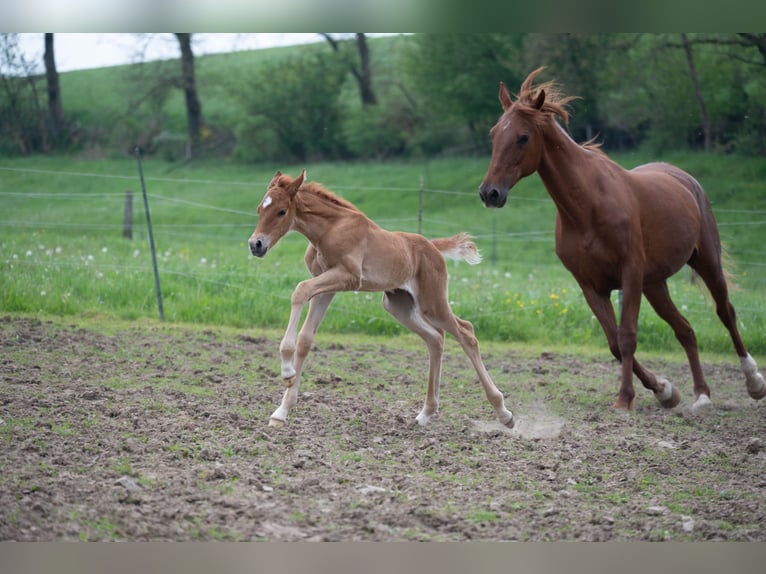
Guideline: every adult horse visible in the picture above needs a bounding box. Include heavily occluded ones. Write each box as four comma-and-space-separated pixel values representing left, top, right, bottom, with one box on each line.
249, 170, 515, 428
479, 66, 765, 411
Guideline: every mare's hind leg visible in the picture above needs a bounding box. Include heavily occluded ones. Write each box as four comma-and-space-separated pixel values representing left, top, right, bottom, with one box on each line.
691, 254, 766, 401
579, 286, 676, 409
270, 292, 335, 427
382, 289, 445, 426
419, 295, 514, 427
643, 282, 706, 409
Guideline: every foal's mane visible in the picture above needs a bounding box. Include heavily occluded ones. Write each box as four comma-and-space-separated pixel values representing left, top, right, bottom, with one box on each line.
278, 174, 361, 213
514, 67, 603, 153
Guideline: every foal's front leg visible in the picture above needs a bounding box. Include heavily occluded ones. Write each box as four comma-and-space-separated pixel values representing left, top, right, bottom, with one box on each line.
271, 268, 355, 427
270, 292, 335, 427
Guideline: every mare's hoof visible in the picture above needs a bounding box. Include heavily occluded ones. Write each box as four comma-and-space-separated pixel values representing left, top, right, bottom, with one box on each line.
747, 380, 766, 400
268, 417, 286, 429
611, 397, 635, 410
691, 394, 713, 412
659, 385, 681, 409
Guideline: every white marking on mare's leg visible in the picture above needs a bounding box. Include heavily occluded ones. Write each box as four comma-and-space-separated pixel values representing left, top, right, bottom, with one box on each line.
741, 353, 766, 399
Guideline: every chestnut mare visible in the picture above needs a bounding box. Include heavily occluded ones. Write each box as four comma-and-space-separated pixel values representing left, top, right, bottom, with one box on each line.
249, 170, 514, 428
480, 67, 766, 411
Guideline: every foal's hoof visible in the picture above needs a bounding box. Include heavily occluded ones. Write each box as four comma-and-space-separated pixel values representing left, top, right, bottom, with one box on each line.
499, 411, 515, 428
283, 376, 297, 388
268, 417, 286, 429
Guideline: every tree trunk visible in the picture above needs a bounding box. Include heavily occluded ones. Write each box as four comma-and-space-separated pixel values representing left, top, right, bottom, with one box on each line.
43, 33, 65, 141
320, 33, 377, 106
174, 33, 203, 159
681, 33, 712, 152
354, 33, 377, 106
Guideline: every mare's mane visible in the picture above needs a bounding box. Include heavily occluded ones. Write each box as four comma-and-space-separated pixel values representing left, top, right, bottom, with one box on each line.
513, 67, 603, 153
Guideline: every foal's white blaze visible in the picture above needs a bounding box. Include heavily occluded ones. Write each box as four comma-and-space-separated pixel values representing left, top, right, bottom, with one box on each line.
262, 195, 273, 209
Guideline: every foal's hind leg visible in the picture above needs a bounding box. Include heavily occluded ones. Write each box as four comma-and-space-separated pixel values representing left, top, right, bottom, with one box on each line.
382, 289, 445, 426
419, 294, 514, 427
692, 255, 766, 401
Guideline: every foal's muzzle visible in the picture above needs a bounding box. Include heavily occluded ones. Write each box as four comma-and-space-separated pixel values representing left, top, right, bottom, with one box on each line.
249, 237, 269, 257
479, 183, 508, 208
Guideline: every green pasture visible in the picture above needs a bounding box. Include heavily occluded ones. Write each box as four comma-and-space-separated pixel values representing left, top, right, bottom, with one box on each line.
1, 152, 765, 354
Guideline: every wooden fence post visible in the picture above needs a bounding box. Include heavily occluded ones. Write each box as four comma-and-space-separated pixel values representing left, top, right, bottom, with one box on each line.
123, 190, 133, 239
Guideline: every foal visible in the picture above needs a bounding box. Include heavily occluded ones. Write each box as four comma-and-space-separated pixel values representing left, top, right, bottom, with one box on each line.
249, 170, 514, 428
480, 67, 765, 411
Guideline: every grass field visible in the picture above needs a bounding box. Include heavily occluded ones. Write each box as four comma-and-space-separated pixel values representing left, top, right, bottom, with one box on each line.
1, 152, 766, 354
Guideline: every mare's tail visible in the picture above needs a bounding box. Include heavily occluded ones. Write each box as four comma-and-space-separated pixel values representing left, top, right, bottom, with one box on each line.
431, 232, 482, 265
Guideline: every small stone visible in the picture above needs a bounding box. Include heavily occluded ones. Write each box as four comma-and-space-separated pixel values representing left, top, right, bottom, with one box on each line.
357, 485, 387, 495
646, 506, 667, 516
745, 438, 763, 455
657, 440, 676, 450
681, 515, 695, 533
115, 476, 142, 492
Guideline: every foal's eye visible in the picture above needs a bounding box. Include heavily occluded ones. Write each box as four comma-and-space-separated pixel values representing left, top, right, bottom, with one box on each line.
517, 134, 529, 145
278, 209, 287, 217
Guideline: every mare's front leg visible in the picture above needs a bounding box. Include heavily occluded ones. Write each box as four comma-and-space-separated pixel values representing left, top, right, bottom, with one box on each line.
270, 292, 335, 427
579, 282, 674, 409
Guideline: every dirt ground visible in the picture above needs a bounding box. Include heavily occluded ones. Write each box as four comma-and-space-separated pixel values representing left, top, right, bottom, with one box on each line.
1, 316, 765, 541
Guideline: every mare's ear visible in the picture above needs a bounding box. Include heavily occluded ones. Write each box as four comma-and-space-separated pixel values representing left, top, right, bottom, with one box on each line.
499, 82, 512, 111
286, 169, 305, 197
534, 89, 546, 110
268, 170, 282, 187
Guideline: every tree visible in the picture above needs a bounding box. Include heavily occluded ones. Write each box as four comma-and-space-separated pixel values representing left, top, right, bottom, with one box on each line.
0, 33, 47, 154
43, 33, 66, 141
402, 34, 524, 154
174, 33, 204, 159
681, 33, 712, 152
238, 51, 347, 162
320, 33, 377, 106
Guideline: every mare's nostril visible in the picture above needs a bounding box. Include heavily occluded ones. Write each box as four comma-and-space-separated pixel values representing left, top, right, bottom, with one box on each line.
489, 189, 500, 204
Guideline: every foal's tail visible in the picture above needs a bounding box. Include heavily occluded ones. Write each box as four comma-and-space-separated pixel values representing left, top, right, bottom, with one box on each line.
432, 233, 482, 265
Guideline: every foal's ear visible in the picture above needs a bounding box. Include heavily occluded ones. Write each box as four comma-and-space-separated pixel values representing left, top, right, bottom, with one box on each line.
286, 169, 305, 197
534, 89, 546, 110
499, 81, 513, 112
268, 170, 282, 187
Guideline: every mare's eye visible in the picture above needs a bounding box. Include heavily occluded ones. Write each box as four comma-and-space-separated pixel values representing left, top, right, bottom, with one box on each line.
278, 209, 287, 217
517, 134, 529, 145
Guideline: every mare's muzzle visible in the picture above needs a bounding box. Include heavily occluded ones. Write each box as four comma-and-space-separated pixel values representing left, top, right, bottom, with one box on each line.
479, 183, 508, 208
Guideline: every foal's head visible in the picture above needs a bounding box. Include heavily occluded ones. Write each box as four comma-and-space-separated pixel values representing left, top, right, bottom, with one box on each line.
479, 66, 576, 208
249, 170, 305, 257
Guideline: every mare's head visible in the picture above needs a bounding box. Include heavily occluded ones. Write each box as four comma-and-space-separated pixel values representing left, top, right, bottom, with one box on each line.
479, 67, 576, 208
249, 169, 305, 257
